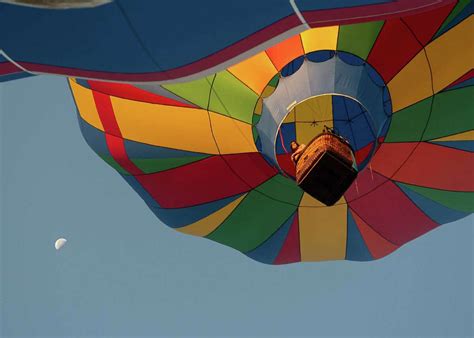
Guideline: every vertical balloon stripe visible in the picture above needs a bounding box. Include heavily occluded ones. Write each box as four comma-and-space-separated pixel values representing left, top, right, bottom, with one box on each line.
92, 90, 144, 176
300, 26, 339, 53
349, 210, 399, 259
298, 194, 347, 261
266, 34, 304, 71
337, 21, 384, 60
105, 134, 143, 176
349, 180, 438, 245
93, 91, 122, 137
274, 213, 301, 264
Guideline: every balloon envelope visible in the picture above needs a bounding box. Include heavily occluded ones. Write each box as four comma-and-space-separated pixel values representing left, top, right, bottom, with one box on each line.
68, 0, 473, 264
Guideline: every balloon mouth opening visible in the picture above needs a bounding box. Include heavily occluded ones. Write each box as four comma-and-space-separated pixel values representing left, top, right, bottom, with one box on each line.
253, 50, 393, 180
274, 94, 380, 178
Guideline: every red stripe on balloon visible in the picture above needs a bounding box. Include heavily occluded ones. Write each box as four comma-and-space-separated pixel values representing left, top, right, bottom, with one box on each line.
93, 91, 143, 175
277, 154, 296, 178
349, 209, 399, 259
349, 179, 438, 246
370, 142, 418, 179
401, 1, 455, 44
367, 19, 422, 82
92, 91, 122, 137
345, 167, 389, 202
367, 2, 454, 82
135, 153, 276, 208
105, 134, 143, 176
274, 213, 301, 265
392, 142, 474, 191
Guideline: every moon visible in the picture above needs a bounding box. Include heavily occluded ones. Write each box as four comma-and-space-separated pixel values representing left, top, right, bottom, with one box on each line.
54, 238, 67, 250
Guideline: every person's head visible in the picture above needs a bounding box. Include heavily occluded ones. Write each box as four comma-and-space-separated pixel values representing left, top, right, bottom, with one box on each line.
290, 141, 299, 152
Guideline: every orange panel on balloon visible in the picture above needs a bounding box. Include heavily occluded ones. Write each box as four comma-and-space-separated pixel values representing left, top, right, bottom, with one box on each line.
265, 34, 304, 71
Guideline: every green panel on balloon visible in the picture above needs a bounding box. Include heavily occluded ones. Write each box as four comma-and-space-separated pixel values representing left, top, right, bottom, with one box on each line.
99, 155, 130, 175
398, 183, 474, 213
423, 87, 474, 140
337, 21, 384, 59
131, 156, 210, 174
162, 76, 213, 108
206, 176, 302, 252
384, 97, 432, 143
255, 174, 303, 205
209, 71, 258, 124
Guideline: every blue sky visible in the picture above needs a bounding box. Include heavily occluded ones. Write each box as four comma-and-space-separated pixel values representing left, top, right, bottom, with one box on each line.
1, 75, 472, 337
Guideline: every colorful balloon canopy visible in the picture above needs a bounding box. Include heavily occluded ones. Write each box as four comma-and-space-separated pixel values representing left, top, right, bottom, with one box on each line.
0, 0, 470, 82
67, 0, 473, 264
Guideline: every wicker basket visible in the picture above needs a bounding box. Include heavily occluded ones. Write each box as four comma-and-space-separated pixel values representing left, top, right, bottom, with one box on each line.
295, 132, 357, 206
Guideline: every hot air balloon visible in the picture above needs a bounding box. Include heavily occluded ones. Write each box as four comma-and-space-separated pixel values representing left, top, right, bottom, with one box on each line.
66, 1, 473, 264
3, 0, 473, 263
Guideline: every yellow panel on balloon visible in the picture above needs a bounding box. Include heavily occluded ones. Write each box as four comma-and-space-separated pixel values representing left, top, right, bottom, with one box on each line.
177, 194, 246, 237
111, 97, 219, 154
294, 95, 333, 144
426, 16, 474, 93
301, 26, 339, 53
228, 51, 277, 95
298, 193, 347, 261
388, 52, 433, 112
209, 112, 257, 154
69, 79, 104, 131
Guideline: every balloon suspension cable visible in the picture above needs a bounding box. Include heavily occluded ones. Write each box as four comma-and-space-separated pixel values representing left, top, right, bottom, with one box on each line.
369, 163, 374, 180
279, 128, 290, 154
355, 178, 359, 195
